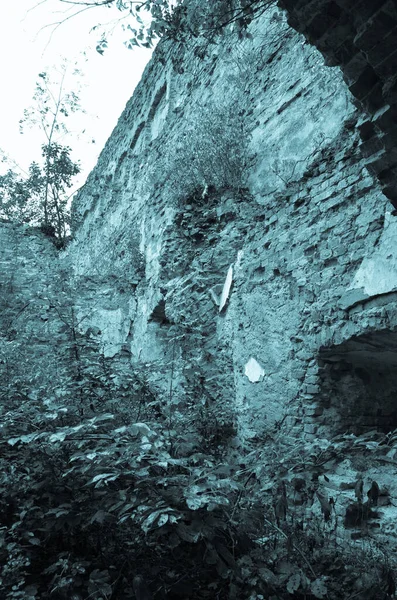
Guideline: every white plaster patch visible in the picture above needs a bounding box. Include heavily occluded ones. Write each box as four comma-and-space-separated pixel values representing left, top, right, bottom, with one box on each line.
244, 357, 265, 383
219, 265, 233, 312
349, 211, 397, 296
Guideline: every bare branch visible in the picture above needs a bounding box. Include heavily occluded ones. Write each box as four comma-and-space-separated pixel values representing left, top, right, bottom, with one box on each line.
26, 0, 51, 15
38, 4, 99, 54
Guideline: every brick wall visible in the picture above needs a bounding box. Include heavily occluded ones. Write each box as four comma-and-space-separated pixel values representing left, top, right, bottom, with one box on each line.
279, 0, 397, 207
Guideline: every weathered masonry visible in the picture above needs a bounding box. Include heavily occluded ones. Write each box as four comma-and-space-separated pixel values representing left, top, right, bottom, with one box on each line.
2, 0, 397, 554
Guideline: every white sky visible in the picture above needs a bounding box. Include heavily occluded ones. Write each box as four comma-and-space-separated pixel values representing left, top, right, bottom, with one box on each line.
0, 1, 152, 187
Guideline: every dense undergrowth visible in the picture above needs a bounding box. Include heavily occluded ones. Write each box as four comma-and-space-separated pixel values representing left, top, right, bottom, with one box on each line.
1, 386, 397, 600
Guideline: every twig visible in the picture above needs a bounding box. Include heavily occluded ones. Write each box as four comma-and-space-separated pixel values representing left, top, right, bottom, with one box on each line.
263, 518, 317, 578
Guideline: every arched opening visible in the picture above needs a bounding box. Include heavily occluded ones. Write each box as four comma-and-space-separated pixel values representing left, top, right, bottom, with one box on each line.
318, 329, 397, 434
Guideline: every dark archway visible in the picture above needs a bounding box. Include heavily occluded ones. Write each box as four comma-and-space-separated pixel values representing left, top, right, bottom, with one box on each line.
279, 0, 397, 208
318, 329, 397, 433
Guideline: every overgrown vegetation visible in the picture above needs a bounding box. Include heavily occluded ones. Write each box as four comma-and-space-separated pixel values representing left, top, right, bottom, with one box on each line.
51, 0, 277, 52
1, 367, 397, 600
0, 273, 396, 599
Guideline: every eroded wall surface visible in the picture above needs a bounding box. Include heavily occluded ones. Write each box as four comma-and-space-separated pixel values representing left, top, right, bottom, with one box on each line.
65, 8, 397, 441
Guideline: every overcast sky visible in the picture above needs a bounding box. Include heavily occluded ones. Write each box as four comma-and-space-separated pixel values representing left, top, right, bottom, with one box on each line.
0, 1, 152, 186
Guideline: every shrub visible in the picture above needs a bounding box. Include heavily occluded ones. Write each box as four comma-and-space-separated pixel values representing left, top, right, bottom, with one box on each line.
1, 394, 396, 599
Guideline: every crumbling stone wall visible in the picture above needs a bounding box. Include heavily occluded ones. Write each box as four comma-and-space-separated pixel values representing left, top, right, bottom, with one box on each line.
64, 6, 397, 445
279, 0, 397, 207
3, 0, 397, 555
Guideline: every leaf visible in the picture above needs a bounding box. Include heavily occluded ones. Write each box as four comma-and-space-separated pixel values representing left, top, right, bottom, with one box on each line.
186, 496, 205, 510
49, 431, 67, 443
130, 422, 152, 436
90, 510, 107, 524
310, 578, 328, 599
316, 491, 332, 521
287, 573, 301, 594
90, 413, 114, 424
28, 537, 41, 546
141, 510, 162, 533
176, 522, 200, 543
89, 473, 117, 487
8, 432, 41, 445
157, 513, 169, 527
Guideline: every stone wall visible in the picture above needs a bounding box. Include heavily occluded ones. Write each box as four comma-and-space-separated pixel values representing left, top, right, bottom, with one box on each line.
279, 0, 397, 207
66, 7, 397, 442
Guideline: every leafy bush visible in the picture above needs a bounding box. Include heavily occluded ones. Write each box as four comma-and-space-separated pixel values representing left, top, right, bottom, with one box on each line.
1, 389, 396, 599
0, 403, 246, 599
148, 86, 253, 206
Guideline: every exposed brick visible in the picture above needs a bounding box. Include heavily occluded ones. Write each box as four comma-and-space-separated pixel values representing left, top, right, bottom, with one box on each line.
382, 183, 397, 206
382, 127, 397, 150
348, 65, 379, 100
361, 81, 385, 114
383, 77, 397, 104
381, 0, 397, 21
350, 0, 390, 27
357, 119, 377, 141
378, 166, 397, 186
279, 0, 309, 12
365, 148, 397, 175
354, 10, 397, 51
366, 26, 397, 67
372, 105, 397, 131
343, 51, 370, 85
330, 39, 356, 65
373, 50, 397, 81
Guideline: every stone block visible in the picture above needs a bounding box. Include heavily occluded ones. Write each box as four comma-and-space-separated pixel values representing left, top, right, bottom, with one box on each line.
318, 20, 355, 54
382, 127, 397, 151
355, 9, 397, 52
366, 26, 397, 68
338, 288, 369, 310
350, 0, 387, 27
279, 0, 308, 12
359, 134, 384, 158
384, 78, 397, 104
372, 104, 397, 131
304, 423, 318, 434
381, 0, 397, 21
324, 38, 355, 66
349, 65, 379, 100
365, 149, 397, 176
343, 51, 370, 85
378, 166, 397, 186
305, 405, 324, 416
362, 82, 386, 114
373, 47, 397, 79
382, 183, 397, 206
304, 7, 343, 40
305, 384, 320, 394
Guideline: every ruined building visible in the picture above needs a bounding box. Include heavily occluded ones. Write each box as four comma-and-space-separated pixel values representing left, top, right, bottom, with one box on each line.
2, 0, 397, 590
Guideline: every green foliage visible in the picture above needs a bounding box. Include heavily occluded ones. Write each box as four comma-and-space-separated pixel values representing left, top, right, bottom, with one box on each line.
57, 0, 276, 51
0, 167, 41, 224
148, 83, 253, 204
0, 64, 84, 247
1, 383, 396, 599
0, 144, 80, 245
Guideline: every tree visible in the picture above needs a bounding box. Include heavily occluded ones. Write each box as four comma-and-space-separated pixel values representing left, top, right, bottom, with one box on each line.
51, 0, 276, 51
0, 63, 83, 246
